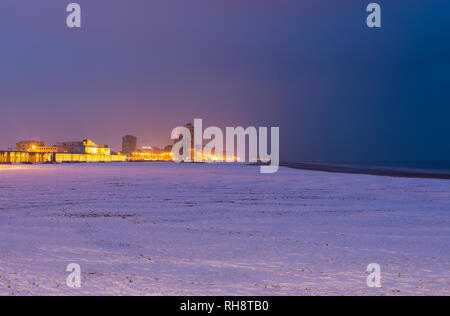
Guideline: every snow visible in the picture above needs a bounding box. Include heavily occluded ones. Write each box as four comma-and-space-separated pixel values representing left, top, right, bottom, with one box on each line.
0, 162, 448, 296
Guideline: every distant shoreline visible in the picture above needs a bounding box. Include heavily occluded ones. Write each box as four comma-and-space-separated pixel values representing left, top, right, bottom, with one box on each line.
280, 162, 450, 180
2, 160, 450, 180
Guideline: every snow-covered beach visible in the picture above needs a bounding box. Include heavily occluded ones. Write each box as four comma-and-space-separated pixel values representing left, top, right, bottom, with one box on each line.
0, 163, 448, 296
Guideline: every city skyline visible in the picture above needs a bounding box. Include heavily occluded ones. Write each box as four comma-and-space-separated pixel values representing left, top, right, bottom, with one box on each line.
1, 134, 173, 154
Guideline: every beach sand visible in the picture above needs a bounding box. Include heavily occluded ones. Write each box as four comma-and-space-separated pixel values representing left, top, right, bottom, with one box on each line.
0, 163, 448, 295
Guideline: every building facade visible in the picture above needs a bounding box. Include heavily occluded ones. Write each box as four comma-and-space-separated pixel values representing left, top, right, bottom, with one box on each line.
2, 138, 125, 164
16, 140, 56, 152
56, 139, 110, 155
122, 135, 138, 155
0, 151, 53, 163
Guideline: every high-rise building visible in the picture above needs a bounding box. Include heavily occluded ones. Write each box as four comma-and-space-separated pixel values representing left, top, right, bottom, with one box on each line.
122, 135, 138, 155
173, 123, 195, 160
164, 145, 173, 152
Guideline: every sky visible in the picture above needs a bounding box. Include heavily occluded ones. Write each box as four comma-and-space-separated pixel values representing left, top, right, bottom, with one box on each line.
0, 0, 449, 164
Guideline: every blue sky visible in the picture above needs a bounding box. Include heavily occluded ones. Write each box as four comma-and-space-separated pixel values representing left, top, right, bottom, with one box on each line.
0, 0, 449, 163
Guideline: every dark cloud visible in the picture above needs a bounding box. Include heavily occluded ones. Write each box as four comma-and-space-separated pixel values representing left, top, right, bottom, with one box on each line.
0, 0, 449, 164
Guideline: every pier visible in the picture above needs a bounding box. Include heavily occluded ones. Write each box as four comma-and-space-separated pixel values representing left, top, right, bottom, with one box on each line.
0, 151, 126, 164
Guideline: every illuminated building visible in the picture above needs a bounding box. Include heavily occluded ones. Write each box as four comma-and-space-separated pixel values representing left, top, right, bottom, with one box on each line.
3, 136, 231, 164
1, 138, 125, 163
31, 145, 57, 153
130, 145, 172, 161
16, 140, 45, 151
122, 135, 138, 155
53, 153, 126, 163
172, 122, 238, 162
57, 139, 111, 155
139, 146, 158, 153
173, 123, 195, 160
16, 140, 57, 153
0, 151, 126, 164
0, 151, 54, 163
130, 151, 173, 161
